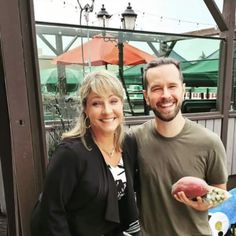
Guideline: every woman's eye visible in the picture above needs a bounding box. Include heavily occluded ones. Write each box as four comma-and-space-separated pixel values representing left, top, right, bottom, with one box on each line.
110, 99, 118, 104
92, 101, 102, 106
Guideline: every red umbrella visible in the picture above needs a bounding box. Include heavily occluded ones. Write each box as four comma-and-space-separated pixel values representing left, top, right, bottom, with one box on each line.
104, 42, 156, 65
52, 34, 156, 66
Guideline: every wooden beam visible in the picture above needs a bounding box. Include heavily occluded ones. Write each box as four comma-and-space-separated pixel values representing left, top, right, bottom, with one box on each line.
0, 0, 47, 235
219, 0, 236, 151
204, 0, 228, 31
183, 26, 236, 38
183, 27, 220, 37
0, 42, 17, 236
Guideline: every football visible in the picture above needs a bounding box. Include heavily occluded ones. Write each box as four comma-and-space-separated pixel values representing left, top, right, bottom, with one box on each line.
171, 176, 210, 199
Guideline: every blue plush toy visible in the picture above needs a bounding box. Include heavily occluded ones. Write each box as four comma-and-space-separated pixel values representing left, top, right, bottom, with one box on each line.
208, 188, 236, 236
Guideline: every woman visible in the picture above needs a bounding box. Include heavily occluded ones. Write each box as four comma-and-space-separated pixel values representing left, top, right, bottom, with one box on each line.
31, 71, 140, 236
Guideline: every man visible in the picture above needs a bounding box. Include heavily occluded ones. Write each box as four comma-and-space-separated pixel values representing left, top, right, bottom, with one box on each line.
130, 58, 228, 236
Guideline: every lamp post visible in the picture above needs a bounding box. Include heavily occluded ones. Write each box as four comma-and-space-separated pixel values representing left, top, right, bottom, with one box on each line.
97, 3, 137, 115
77, 0, 95, 76
121, 2, 137, 30
97, 2, 137, 29
97, 4, 112, 28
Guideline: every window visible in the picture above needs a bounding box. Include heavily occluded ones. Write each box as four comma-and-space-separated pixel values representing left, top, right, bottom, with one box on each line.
35, 23, 223, 120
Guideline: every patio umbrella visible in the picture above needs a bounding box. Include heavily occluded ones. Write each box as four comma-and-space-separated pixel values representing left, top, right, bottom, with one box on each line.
52, 34, 156, 115
40, 68, 82, 95
40, 68, 82, 85
52, 34, 156, 66
182, 59, 219, 87
104, 43, 156, 65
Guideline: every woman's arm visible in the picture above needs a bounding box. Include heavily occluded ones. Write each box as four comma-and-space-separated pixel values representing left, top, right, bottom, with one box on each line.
31, 143, 79, 236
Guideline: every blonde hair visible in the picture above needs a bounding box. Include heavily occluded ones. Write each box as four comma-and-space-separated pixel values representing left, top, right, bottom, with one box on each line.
62, 70, 125, 151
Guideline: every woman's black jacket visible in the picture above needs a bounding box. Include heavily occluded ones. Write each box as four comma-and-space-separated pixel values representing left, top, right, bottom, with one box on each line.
30, 132, 139, 236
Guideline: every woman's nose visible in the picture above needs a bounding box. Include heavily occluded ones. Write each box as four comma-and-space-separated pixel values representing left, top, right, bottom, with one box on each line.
102, 103, 112, 113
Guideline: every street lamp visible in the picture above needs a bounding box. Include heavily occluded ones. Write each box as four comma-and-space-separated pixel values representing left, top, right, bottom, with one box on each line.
97, 2, 137, 30
96, 3, 137, 115
121, 2, 137, 30
97, 4, 112, 28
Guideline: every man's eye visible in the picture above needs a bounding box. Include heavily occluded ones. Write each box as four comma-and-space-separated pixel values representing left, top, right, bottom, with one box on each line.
153, 87, 161, 92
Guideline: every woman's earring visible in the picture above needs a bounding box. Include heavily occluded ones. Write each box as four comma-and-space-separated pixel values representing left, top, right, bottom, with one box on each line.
85, 116, 91, 129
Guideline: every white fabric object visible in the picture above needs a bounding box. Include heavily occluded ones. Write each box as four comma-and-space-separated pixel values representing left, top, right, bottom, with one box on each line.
209, 212, 230, 236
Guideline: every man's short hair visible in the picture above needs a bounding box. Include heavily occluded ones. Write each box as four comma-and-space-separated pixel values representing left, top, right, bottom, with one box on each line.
143, 57, 183, 89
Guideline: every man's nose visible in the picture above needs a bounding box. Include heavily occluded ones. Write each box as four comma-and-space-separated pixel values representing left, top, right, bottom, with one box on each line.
161, 87, 171, 97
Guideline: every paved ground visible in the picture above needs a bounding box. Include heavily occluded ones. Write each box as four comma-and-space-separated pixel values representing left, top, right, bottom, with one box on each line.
0, 214, 7, 236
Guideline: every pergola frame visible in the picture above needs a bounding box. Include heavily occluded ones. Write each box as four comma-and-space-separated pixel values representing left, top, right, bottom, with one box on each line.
0, 1, 235, 235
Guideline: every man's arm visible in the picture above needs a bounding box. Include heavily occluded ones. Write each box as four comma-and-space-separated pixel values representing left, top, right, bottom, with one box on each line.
212, 183, 227, 190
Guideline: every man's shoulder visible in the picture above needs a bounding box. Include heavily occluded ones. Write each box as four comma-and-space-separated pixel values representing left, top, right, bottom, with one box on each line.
131, 119, 153, 134
186, 118, 222, 143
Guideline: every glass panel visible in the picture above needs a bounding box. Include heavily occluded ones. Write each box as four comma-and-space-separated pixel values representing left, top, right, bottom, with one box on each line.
36, 23, 223, 121
35, 23, 225, 157
233, 41, 236, 111
33, 1, 223, 34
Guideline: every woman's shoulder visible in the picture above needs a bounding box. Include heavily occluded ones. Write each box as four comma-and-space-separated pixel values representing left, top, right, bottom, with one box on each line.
123, 133, 138, 164
48, 136, 92, 173
49, 137, 86, 162
60, 137, 83, 149
123, 133, 137, 147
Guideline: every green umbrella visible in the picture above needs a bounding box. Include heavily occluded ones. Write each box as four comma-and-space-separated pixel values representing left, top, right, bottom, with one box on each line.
40, 68, 82, 85
183, 59, 219, 73
182, 59, 219, 87
123, 64, 145, 85
122, 51, 190, 85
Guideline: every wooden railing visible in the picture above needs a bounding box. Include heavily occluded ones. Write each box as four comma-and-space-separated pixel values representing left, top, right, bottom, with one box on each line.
44, 113, 236, 175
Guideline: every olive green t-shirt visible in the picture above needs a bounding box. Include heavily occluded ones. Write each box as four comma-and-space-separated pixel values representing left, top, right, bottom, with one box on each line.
131, 118, 228, 236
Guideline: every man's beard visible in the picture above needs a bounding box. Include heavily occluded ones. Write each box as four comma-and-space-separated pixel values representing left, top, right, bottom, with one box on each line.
150, 98, 182, 122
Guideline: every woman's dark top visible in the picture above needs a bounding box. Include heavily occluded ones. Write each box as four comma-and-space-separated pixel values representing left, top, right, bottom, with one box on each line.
30, 132, 139, 236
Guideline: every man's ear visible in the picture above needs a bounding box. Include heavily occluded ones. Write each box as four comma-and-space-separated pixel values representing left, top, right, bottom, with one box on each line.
182, 83, 186, 98
143, 90, 150, 106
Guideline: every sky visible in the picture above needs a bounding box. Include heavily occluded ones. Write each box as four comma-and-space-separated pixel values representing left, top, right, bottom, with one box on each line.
33, 0, 223, 33
33, 0, 224, 61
